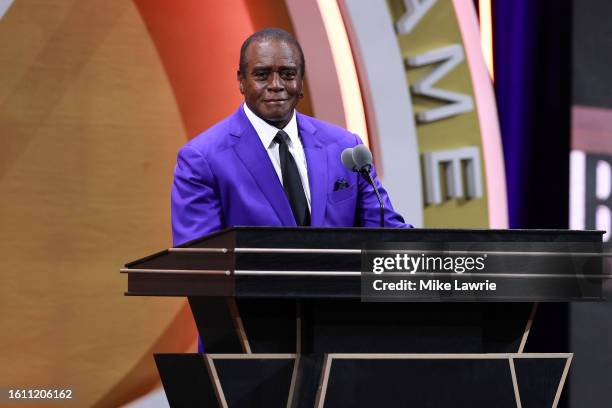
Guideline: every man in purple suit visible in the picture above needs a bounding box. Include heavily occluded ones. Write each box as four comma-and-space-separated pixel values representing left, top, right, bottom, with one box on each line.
171, 28, 409, 246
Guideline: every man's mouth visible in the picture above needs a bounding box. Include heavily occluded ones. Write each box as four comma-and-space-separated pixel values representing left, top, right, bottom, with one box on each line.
264, 99, 288, 103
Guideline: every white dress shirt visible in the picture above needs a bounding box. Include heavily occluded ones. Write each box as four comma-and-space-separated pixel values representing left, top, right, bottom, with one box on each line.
243, 104, 312, 210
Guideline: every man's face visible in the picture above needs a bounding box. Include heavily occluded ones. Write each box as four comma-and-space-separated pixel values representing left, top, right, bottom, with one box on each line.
238, 38, 303, 128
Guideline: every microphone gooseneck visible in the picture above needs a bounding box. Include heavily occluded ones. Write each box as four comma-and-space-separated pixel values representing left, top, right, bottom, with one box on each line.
340, 145, 385, 227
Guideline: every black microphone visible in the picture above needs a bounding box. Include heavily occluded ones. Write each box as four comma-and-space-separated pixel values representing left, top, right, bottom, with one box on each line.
341, 147, 358, 171
352, 144, 373, 172
341, 145, 385, 227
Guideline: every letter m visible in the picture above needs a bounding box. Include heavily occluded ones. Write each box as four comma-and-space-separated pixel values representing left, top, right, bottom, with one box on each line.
406, 45, 474, 122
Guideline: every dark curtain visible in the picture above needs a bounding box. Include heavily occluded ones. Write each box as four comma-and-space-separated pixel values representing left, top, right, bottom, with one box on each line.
492, 1, 572, 407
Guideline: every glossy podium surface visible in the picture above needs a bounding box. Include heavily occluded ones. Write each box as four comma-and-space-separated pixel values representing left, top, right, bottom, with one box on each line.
123, 227, 603, 407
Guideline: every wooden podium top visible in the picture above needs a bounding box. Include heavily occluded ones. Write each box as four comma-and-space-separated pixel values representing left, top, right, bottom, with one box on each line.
122, 227, 604, 301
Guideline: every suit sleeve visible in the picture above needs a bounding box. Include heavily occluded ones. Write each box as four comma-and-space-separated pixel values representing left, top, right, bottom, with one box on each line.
353, 135, 413, 228
171, 145, 224, 246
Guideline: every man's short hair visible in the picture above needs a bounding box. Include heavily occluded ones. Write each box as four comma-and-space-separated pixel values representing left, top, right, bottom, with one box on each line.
239, 28, 305, 77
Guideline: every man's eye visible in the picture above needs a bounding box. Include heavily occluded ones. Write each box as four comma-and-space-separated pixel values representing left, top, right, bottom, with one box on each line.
281, 70, 297, 79
253, 71, 268, 79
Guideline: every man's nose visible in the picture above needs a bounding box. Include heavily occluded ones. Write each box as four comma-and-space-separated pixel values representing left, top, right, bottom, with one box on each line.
268, 72, 284, 91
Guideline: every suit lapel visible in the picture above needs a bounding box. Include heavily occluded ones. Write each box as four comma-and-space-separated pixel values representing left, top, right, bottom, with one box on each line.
298, 113, 327, 226
230, 107, 296, 226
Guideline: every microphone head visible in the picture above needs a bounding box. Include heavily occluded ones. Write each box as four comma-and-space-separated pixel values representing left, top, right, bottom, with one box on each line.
341, 148, 357, 171
352, 144, 373, 170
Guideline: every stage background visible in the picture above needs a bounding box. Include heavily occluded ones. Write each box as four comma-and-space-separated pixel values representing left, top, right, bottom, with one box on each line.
0, 0, 609, 407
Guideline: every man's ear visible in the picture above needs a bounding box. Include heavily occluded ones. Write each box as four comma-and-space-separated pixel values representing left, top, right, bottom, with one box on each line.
237, 71, 244, 94
298, 78, 304, 99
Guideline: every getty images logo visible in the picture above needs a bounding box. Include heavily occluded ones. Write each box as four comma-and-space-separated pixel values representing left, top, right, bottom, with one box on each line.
371, 253, 487, 275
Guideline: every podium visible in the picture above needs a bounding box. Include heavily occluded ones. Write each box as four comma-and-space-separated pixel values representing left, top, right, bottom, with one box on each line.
122, 227, 603, 407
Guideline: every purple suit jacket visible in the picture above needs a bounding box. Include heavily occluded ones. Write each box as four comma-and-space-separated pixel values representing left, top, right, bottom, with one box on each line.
171, 106, 409, 245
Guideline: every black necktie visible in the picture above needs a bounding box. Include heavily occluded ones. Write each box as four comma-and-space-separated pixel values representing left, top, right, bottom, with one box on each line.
274, 130, 311, 226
